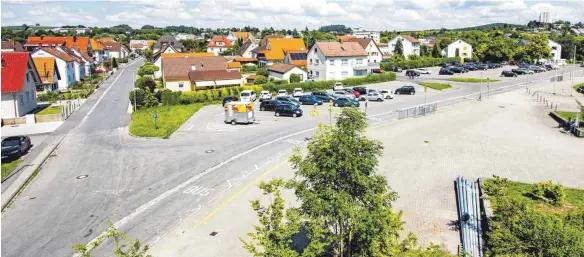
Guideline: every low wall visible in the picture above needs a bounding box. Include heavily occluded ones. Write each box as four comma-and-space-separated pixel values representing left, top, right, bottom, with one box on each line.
35, 113, 63, 123
549, 112, 584, 137
2, 117, 26, 126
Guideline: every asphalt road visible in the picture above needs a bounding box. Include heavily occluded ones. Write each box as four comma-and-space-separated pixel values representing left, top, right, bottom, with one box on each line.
1, 64, 582, 257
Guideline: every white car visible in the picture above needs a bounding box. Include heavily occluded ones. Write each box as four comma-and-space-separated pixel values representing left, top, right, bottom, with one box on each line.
333, 82, 344, 91
332, 90, 355, 99
416, 68, 431, 74
379, 89, 394, 99
240, 90, 256, 102
363, 92, 384, 102
260, 90, 272, 101
292, 88, 304, 97
277, 89, 288, 96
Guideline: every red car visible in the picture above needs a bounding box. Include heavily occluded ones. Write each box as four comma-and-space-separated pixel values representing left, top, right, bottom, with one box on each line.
372, 69, 385, 73
342, 88, 360, 98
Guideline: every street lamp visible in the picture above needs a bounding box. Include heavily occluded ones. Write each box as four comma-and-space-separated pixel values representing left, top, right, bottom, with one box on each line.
479, 71, 483, 101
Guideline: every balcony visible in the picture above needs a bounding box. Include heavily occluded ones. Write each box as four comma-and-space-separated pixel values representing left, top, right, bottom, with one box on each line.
353, 61, 380, 70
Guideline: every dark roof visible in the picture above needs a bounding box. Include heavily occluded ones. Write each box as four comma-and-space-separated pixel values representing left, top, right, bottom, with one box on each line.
266, 63, 297, 74
188, 70, 241, 82
237, 39, 254, 56
154, 35, 183, 49
152, 44, 179, 62
162, 56, 226, 80
1, 41, 25, 52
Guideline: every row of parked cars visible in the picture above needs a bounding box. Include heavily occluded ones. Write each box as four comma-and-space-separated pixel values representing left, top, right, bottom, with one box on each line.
501, 64, 559, 77
439, 62, 503, 75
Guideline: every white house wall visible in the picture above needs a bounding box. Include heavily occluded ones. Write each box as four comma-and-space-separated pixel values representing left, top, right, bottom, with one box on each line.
365, 41, 382, 63
447, 40, 473, 59
31, 50, 75, 90
1, 67, 38, 118
307, 45, 367, 81
215, 79, 242, 86
387, 36, 419, 58
165, 80, 192, 91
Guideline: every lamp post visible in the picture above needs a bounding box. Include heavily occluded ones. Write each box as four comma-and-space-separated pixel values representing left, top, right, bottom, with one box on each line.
479, 71, 483, 101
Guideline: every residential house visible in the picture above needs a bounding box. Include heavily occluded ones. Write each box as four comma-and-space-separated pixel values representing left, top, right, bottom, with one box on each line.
548, 40, 562, 63
103, 42, 129, 60
153, 35, 183, 52
246, 75, 256, 84
31, 47, 76, 89
161, 56, 229, 91
250, 35, 284, 58
32, 57, 61, 93
347, 38, 382, 65
96, 37, 116, 44
188, 70, 242, 90
237, 39, 259, 58
227, 31, 254, 44
256, 38, 306, 67
266, 63, 307, 82
51, 26, 91, 34
446, 39, 473, 60
283, 50, 308, 67
175, 33, 196, 41
387, 35, 420, 58
90, 38, 107, 64
70, 47, 92, 77
1, 41, 25, 52
233, 57, 259, 66
1, 52, 40, 118
153, 51, 214, 78
336, 36, 357, 42
56, 46, 86, 81
129, 40, 154, 52
351, 27, 381, 43
307, 41, 368, 81
207, 36, 232, 56
376, 42, 390, 57
227, 61, 242, 72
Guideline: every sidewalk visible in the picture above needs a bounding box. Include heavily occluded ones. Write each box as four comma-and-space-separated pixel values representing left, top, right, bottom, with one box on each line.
1, 121, 63, 138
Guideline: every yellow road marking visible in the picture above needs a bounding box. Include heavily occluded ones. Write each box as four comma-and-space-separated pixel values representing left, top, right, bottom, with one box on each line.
192, 159, 288, 231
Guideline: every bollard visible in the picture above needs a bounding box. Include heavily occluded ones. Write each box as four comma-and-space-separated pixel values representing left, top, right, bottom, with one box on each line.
555, 105, 558, 112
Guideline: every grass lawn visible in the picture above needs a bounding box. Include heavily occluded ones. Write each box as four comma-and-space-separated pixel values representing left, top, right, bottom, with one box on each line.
418, 82, 452, 91
486, 178, 584, 214
36, 106, 62, 115
129, 103, 204, 138
574, 82, 584, 91
449, 78, 500, 83
554, 111, 583, 127
1, 160, 23, 179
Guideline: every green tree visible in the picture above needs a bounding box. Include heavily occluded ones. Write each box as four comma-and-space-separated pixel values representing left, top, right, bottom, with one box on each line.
143, 49, 153, 61
72, 221, 152, 257
256, 68, 269, 77
289, 73, 301, 83
524, 32, 552, 63
432, 44, 439, 57
137, 64, 159, 76
253, 75, 267, 85
136, 76, 156, 92
112, 57, 118, 69
394, 39, 404, 56
240, 179, 329, 257
289, 108, 404, 256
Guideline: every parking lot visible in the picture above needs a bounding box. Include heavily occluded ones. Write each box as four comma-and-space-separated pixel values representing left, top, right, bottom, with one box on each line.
396, 64, 559, 82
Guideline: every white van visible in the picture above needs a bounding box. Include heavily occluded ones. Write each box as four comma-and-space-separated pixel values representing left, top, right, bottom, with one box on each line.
240, 90, 256, 102
277, 89, 288, 96
292, 88, 304, 97
333, 82, 344, 91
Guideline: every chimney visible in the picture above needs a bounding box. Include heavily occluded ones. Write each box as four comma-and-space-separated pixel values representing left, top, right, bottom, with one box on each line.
191, 65, 196, 71
73, 35, 77, 42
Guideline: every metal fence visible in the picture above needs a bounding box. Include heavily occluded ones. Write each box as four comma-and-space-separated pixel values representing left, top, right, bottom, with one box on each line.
398, 103, 437, 119
456, 176, 483, 257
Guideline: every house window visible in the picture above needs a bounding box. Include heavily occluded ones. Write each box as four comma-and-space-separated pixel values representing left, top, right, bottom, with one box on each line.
315, 59, 319, 66
315, 71, 320, 77
25, 91, 30, 103
342, 71, 348, 78
26, 73, 30, 82
179, 82, 184, 88
314, 48, 318, 53
356, 59, 363, 65
329, 59, 335, 66
342, 59, 348, 66
19, 94, 24, 105
309, 59, 312, 65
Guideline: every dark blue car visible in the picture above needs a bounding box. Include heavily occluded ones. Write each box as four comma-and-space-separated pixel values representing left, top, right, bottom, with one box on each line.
299, 95, 323, 105
334, 97, 360, 107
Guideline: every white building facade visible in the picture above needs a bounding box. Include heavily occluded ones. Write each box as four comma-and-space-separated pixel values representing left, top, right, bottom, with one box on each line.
307, 42, 368, 81
446, 39, 473, 60
548, 39, 562, 63
387, 35, 420, 59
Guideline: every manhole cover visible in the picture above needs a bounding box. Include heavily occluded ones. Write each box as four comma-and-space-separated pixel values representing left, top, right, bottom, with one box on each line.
205, 150, 215, 153
76, 175, 89, 179
209, 231, 218, 236
499, 106, 506, 108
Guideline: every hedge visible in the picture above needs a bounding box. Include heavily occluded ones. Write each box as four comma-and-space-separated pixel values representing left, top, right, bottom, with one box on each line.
262, 72, 396, 93
381, 57, 460, 70
160, 90, 181, 105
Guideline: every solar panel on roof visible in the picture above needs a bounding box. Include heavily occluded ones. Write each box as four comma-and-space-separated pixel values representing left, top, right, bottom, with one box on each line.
290, 53, 307, 60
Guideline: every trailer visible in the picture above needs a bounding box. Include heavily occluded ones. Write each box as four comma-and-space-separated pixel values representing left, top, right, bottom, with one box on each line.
224, 101, 255, 125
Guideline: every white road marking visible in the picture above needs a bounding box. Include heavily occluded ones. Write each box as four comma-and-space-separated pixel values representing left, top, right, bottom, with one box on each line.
79, 69, 126, 125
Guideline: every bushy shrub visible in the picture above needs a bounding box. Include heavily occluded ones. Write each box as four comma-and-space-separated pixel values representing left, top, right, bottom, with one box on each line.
242, 85, 262, 96
532, 181, 566, 205
256, 68, 268, 77
137, 63, 159, 76
289, 73, 301, 83
254, 75, 268, 85
381, 57, 459, 70
37, 91, 60, 103
160, 90, 181, 105
242, 64, 258, 73
136, 76, 156, 92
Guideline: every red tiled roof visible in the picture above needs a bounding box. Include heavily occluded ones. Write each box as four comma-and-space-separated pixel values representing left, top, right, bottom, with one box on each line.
1, 41, 25, 52
1, 52, 33, 93
131, 43, 144, 49
72, 46, 92, 62
25, 37, 67, 46
162, 56, 227, 80
207, 36, 232, 47
188, 70, 241, 82
36, 47, 76, 62
233, 57, 258, 62
266, 63, 297, 74
401, 35, 419, 43
65, 36, 90, 53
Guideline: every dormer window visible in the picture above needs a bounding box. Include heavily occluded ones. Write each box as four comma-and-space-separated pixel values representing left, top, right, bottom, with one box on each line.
218, 42, 224, 46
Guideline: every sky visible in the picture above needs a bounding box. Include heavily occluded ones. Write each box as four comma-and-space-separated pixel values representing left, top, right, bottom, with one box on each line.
1, 0, 583, 31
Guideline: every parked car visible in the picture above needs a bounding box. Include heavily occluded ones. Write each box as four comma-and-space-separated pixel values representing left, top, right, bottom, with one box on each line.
292, 88, 304, 97
2, 136, 31, 161
529, 66, 546, 73
475, 64, 488, 70
240, 90, 256, 102
334, 97, 360, 107
312, 91, 336, 102
449, 67, 466, 73
299, 95, 323, 105
501, 61, 509, 65
439, 67, 454, 75
275, 104, 303, 117
580, 63, 584, 67
333, 90, 355, 99
487, 63, 497, 69
222, 96, 237, 106
463, 65, 477, 71
501, 71, 518, 77
275, 96, 300, 107
260, 90, 272, 101
277, 89, 288, 96
416, 68, 431, 74
363, 92, 384, 102
520, 68, 534, 74
394, 85, 416, 95
333, 82, 344, 91
259, 100, 283, 111
372, 69, 385, 73
352, 86, 368, 96
341, 88, 360, 98
379, 89, 394, 99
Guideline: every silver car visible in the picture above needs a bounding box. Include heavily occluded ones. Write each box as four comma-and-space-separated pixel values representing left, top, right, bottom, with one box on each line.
363, 92, 384, 102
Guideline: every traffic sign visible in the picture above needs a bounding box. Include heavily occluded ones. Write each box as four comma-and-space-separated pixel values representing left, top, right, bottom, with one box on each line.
153, 113, 158, 119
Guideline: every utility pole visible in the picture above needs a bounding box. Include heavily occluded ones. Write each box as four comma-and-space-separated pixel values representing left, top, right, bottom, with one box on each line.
554, 67, 557, 95
479, 71, 483, 101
